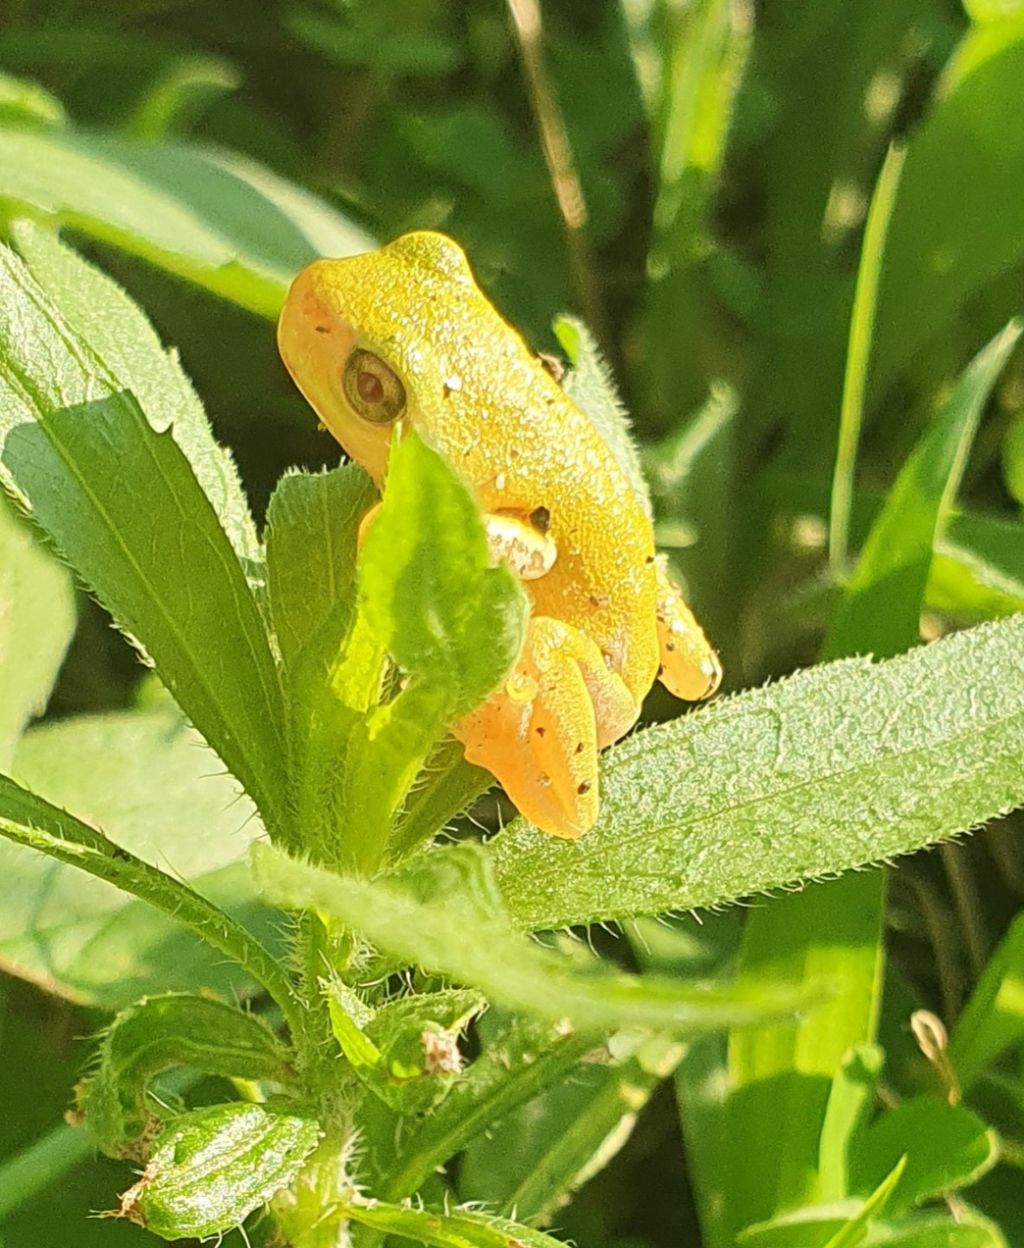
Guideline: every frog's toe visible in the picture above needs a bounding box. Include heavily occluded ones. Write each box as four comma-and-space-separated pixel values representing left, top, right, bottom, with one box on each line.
525, 659, 600, 838
654, 557, 722, 701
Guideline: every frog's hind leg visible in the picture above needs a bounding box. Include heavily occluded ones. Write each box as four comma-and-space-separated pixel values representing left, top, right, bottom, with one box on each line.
654, 556, 722, 701
456, 616, 637, 839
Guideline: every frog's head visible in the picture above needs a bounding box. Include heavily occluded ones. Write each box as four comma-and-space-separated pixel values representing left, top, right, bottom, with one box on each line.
278, 231, 478, 484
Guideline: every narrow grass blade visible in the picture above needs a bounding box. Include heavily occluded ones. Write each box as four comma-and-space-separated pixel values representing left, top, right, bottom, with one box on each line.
827, 321, 1022, 658
829, 142, 906, 574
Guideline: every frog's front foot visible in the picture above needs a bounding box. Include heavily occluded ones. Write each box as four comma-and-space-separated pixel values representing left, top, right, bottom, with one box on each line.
456, 616, 638, 839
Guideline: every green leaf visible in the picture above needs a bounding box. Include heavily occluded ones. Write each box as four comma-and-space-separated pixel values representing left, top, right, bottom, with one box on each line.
819, 1046, 886, 1201
0, 124, 374, 315
0, 72, 64, 128
370, 1015, 595, 1201
929, 545, 1024, 622
633, 912, 742, 1248
827, 322, 1022, 657
486, 613, 1024, 930
950, 910, 1024, 1090
1003, 410, 1024, 507
330, 986, 484, 1113
0, 244, 287, 828
127, 55, 240, 141
13, 219, 260, 563
864, 1212, 1008, 1246
387, 737, 492, 866
737, 1160, 905, 1248
253, 841, 821, 1037
265, 464, 375, 675
849, 1098, 998, 1215
737, 1203, 863, 1248
360, 433, 527, 717
824, 1158, 907, 1248
0, 1123, 94, 1223
553, 314, 652, 518
963, 0, 1024, 21
723, 878, 887, 1235
628, 0, 752, 423
341, 1193, 575, 1248
460, 1029, 679, 1221
80, 994, 293, 1158
829, 142, 907, 574
645, 381, 739, 645
0, 494, 74, 768
0, 709, 292, 1014
118, 1102, 320, 1240
287, 9, 462, 75
872, 17, 1024, 394
305, 433, 527, 869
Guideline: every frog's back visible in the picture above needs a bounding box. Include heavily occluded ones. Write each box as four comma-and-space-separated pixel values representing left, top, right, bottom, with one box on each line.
406, 246, 660, 701
308, 232, 661, 700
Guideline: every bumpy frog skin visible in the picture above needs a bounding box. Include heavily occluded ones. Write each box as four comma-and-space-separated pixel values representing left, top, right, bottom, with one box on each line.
278, 231, 720, 839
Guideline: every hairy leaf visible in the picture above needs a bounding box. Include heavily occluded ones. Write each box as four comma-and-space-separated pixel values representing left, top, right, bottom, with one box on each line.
0, 714, 296, 1018
265, 464, 375, 675
13, 219, 260, 562
253, 842, 821, 1036
0, 244, 287, 827
488, 614, 1024, 929
81, 994, 293, 1158
119, 1102, 319, 1240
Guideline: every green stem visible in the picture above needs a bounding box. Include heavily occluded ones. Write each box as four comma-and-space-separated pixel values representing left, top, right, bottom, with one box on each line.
387, 740, 492, 864
381, 1026, 594, 1200
506, 0, 605, 340
271, 1128, 358, 1248
0, 778, 306, 1046
0, 1124, 93, 1221
344, 1194, 566, 1248
829, 143, 906, 574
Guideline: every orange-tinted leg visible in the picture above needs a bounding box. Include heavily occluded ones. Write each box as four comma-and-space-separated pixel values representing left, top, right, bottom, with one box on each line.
456, 615, 638, 839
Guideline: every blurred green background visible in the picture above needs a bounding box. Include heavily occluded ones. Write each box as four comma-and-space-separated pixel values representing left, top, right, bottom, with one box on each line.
1, 0, 1023, 1244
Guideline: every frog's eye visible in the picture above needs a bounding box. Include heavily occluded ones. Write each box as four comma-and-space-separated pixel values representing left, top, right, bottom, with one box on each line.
342, 348, 406, 423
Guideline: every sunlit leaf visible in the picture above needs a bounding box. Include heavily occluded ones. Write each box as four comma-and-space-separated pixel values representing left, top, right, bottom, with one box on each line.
488, 614, 1024, 930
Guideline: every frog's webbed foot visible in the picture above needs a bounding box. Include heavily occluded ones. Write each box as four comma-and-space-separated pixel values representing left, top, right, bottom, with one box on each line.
654, 556, 722, 701
456, 616, 638, 839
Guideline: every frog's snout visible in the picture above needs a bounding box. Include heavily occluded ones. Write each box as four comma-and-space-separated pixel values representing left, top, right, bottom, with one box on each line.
278, 265, 355, 400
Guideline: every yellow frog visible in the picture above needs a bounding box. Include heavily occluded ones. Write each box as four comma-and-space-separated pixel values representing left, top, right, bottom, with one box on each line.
278, 231, 720, 839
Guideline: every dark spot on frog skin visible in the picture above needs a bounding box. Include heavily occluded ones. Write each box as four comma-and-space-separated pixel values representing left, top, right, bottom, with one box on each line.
535, 725, 546, 737
530, 505, 551, 533
577, 781, 591, 795
575, 742, 584, 754
314, 325, 330, 334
